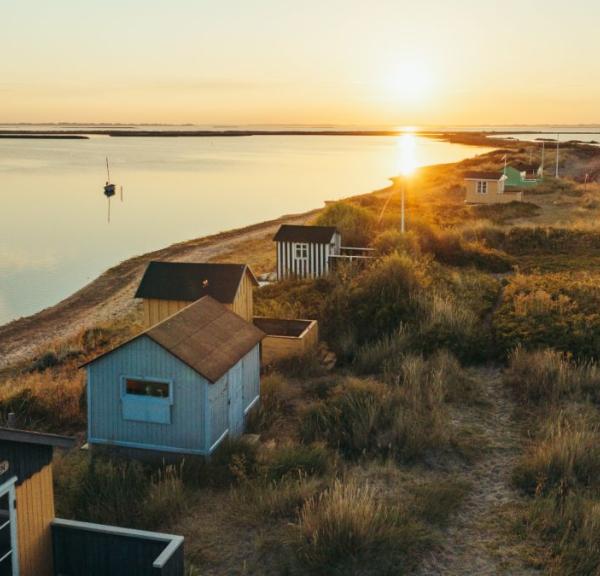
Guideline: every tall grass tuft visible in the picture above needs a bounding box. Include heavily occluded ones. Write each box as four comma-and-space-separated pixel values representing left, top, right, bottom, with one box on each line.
296, 480, 427, 575
505, 347, 600, 405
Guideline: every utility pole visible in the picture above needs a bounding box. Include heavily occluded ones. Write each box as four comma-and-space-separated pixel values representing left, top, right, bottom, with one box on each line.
555, 133, 560, 178
541, 141, 545, 177
401, 178, 405, 233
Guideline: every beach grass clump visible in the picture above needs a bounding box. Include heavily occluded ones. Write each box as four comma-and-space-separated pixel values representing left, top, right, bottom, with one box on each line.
505, 347, 600, 405
301, 354, 461, 462
295, 479, 428, 575
513, 413, 600, 497
245, 371, 291, 434
0, 370, 85, 432
54, 451, 186, 530
230, 474, 328, 525
264, 443, 331, 481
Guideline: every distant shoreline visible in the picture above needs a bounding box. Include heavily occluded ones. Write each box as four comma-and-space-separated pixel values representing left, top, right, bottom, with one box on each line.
0, 128, 592, 139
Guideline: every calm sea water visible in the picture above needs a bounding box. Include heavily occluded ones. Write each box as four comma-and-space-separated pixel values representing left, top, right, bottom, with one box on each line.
0, 133, 491, 325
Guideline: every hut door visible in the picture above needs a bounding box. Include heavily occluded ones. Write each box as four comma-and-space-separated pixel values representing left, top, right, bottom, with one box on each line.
228, 363, 244, 437
0, 480, 18, 576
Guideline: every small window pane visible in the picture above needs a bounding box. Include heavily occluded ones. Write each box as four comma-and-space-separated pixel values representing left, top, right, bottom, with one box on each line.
126, 379, 169, 398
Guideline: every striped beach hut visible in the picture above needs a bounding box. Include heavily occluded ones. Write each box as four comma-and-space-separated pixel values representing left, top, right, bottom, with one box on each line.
274, 225, 341, 280
83, 296, 264, 458
135, 261, 259, 327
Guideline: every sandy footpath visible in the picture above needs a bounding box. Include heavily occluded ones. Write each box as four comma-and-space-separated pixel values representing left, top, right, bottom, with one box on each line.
0, 210, 317, 370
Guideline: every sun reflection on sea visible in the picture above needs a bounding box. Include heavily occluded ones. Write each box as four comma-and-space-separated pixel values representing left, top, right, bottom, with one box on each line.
396, 132, 418, 176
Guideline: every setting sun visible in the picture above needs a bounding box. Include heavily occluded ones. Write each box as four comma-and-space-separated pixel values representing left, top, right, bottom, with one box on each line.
387, 61, 434, 104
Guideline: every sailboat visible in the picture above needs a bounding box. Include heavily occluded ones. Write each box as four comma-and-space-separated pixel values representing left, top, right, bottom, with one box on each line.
104, 157, 116, 222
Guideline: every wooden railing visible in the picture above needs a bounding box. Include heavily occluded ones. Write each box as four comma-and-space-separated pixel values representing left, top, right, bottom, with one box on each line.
52, 518, 184, 576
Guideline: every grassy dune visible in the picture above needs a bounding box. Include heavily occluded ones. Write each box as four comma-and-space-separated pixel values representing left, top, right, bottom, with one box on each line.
4, 141, 600, 573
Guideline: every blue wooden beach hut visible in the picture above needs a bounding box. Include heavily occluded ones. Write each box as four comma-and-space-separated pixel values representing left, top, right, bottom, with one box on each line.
83, 296, 264, 457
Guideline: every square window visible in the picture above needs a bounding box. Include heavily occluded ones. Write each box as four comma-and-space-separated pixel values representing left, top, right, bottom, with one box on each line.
295, 243, 308, 259
477, 181, 488, 194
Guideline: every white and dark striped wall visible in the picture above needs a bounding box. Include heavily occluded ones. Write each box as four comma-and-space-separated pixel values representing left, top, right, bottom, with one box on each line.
276, 234, 341, 280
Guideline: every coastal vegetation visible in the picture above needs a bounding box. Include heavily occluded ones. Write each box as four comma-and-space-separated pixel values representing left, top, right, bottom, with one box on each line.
3, 144, 600, 573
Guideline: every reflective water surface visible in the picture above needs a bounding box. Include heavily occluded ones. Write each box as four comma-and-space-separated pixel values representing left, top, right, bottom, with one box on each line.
0, 134, 491, 324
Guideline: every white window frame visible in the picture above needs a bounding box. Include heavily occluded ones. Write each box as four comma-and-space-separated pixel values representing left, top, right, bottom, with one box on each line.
120, 375, 174, 425
294, 242, 309, 260
477, 180, 488, 195
0, 478, 19, 576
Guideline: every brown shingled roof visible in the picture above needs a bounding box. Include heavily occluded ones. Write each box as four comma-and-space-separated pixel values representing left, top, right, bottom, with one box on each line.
464, 171, 504, 180
273, 225, 338, 244
82, 296, 265, 383
134, 261, 258, 303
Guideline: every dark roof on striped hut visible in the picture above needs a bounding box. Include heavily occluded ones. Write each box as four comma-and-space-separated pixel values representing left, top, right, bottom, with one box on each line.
273, 225, 338, 244
83, 296, 265, 383
464, 171, 504, 181
0, 428, 74, 486
134, 261, 258, 303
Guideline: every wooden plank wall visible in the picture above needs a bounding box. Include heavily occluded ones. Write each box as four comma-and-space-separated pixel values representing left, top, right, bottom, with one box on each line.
230, 271, 254, 321
88, 336, 207, 454
16, 464, 55, 576
260, 321, 319, 365
143, 299, 189, 328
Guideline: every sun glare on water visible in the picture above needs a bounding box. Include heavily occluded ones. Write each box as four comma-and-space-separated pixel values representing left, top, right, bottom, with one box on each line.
396, 132, 418, 176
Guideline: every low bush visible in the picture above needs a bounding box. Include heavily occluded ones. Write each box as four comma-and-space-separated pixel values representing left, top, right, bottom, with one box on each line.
373, 230, 421, 257
315, 201, 377, 247
494, 272, 600, 359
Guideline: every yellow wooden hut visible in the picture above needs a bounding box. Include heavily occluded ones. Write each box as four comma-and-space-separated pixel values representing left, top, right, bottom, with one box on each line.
0, 427, 185, 576
463, 171, 522, 204
135, 261, 258, 327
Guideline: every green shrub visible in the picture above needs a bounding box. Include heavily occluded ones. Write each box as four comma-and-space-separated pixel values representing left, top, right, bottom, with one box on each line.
348, 253, 428, 344
315, 201, 376, 246
296, 480, 428, 575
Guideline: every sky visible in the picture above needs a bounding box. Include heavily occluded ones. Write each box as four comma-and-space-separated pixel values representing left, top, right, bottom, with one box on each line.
3, 0, 600, 126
